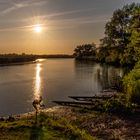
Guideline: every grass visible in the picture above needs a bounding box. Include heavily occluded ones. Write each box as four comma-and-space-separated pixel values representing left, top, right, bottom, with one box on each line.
0, 112, 98, 140
0, 107, 139, 140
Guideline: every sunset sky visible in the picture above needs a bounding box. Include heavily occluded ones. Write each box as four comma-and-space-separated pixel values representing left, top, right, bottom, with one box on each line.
0, 0, 139, 54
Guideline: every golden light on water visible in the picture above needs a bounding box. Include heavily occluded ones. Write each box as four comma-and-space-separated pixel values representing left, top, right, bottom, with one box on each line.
34, 62, 42, 100
35, 59, 45, 62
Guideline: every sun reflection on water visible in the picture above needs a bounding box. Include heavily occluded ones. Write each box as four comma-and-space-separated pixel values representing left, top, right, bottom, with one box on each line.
34, 62, 42, 100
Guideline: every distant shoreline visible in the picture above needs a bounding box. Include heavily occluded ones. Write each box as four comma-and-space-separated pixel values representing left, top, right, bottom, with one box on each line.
0, 54, 74, 67
0, 58, 74, 67
0, 60, 36, 67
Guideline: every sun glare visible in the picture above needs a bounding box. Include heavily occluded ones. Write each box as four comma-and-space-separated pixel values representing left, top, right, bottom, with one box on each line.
34, 24, 42, 33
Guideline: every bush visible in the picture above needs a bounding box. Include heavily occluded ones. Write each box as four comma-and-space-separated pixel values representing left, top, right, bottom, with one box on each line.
123, 61, 140, 104
102, 95, 136, 115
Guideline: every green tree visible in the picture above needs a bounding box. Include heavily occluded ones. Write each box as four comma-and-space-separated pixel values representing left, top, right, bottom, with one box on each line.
99, 3, 140, 65
129, 7, 140, 62
120, 6, 140, 65
74, 43, 96, 60
123, 61, 140, 104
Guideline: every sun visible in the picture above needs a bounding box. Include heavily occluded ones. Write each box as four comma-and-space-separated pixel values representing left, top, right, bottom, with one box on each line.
34, 24, 42, 33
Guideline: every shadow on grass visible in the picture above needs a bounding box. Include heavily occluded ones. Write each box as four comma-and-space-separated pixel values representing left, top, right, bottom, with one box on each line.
30, 124, 44, 140
29, 113, 44, 140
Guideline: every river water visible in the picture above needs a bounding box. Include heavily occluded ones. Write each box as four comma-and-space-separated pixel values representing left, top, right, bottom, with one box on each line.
0, 59, 123, 116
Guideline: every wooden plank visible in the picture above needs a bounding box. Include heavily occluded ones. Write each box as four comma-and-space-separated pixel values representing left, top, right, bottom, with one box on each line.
53, 101, 96, 106
69, 96, 113, 101
100, 89, 117, 93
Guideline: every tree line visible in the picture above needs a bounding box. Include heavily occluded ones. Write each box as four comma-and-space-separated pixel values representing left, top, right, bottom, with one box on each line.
0, 54, 73, 64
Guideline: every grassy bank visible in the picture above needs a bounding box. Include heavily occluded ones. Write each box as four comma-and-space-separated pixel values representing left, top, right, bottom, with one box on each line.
0, 106, 140, 140
0, 107, 97, 140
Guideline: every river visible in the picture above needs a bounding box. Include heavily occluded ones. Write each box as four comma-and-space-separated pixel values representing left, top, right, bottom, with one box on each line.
0, 59, 123, 116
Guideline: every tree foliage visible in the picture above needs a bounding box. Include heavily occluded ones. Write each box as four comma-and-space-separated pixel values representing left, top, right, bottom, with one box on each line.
74, 43, 96, 60
128, 7, 140, 62
98, 3, 140, 66
123, 61, 140, 104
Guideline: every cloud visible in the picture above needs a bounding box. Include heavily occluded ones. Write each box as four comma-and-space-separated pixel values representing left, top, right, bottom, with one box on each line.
0, 1, 109, 32
0, 0, 47, 16
0, 11, 108, 32
0, 4, 25, 15
46, 8, 96, 18
15, 7, 97, 22
47, 14, 109, 26
0, 23, 47, 32
0, 7, 98, 25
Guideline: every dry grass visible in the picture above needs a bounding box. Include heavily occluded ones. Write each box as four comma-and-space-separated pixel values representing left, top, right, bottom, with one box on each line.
44, 106, 140, 140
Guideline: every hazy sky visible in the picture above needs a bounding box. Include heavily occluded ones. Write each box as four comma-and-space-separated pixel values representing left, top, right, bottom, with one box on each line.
0, 0, 139, 54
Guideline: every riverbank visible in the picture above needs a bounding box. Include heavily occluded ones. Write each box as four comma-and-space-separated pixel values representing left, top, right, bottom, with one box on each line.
0, 106, 140, 140
0, 60, 36, 67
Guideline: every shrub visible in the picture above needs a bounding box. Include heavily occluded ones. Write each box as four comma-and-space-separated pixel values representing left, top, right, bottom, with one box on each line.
102, 96, 136, 115
123, 61, 140, 104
